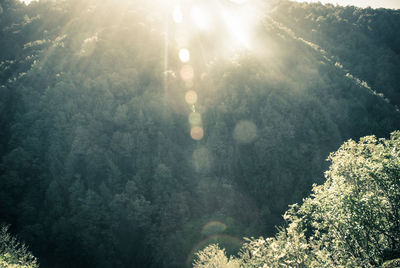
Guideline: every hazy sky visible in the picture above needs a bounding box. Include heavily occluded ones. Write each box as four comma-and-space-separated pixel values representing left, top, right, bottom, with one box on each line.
292, 0, 400, 9
19, 0, 400, 9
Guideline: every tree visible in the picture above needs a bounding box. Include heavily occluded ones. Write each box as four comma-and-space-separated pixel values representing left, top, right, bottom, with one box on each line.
2, 0, 400, 266
0, 225, 38, 268
301, 131, 400, 266
197, 131, 400, 267
193, 244, 240, 268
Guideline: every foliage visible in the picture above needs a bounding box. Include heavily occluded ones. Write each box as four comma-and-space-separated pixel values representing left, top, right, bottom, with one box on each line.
199, 131, 400, 267
270, 0, 400, 107
0, 0, 399, 267
0, 225, 38, 268
193, 244, 240, 268
382, 258, 400, 268
239, 217, 320, 267
297, 131, 400, 266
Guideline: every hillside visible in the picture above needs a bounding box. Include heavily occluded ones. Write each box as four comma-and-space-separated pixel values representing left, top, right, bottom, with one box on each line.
0, 0, 399, 267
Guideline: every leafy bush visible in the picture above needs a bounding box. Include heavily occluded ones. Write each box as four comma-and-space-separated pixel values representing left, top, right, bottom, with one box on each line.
0, 225, 38, 268
193, 244, 240, 268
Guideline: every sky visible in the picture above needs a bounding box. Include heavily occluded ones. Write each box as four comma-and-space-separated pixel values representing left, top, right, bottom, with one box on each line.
292, 0, 400, 9
19, 0, 400, 9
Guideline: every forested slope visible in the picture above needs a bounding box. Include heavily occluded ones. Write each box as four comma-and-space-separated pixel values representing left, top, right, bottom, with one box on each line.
270, 0, 400, 106
0, 0, 399, 267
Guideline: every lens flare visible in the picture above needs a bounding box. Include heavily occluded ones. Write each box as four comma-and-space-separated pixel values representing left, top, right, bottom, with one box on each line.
185, 90, 198, 105
233, 120, 257, 144
193, 147, 213, 173
179, 48, 190, 63
180, 65, 194, 81
189, 112, 202, 125
201, 221, 227, 236
191, 126, 204, 140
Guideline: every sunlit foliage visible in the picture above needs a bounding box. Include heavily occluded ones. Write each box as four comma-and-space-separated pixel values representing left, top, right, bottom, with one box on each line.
0, 225, 38, 268
296, 131, 400, 266
193, 244, 240, 268
197, 131, 400, 267
0, 0, 400, 267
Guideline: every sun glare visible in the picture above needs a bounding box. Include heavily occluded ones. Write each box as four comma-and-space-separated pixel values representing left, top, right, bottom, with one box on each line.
163, 0, 262, 141
229, 0, 248, 4
168, 0, 262, 53
172, 6, 183, 23
190, 6, 210, 30
20, 0, 35, 4
221, 10, 252, 49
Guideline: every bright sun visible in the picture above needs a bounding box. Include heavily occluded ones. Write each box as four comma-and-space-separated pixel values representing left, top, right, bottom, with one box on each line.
19, 0, 260, 51
169, 0, 261, 51
20, 0, 35, 4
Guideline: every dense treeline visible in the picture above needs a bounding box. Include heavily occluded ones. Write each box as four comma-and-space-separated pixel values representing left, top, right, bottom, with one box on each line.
270, 0, 400, 106
0, 0, 399, 267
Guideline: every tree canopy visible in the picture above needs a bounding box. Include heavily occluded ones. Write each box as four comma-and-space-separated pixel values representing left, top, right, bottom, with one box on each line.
0, 0, 399, 267
195, 131, 400, 267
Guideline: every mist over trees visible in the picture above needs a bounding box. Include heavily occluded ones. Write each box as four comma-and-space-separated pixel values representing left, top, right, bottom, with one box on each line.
0, 0, 399, 267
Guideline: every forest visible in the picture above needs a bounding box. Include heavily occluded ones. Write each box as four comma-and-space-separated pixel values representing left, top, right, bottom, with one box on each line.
0, 0, 399, 267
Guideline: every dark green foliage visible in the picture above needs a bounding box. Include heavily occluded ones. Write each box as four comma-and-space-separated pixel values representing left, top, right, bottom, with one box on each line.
270, 0, 400, 107
0, 0, 399, 267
